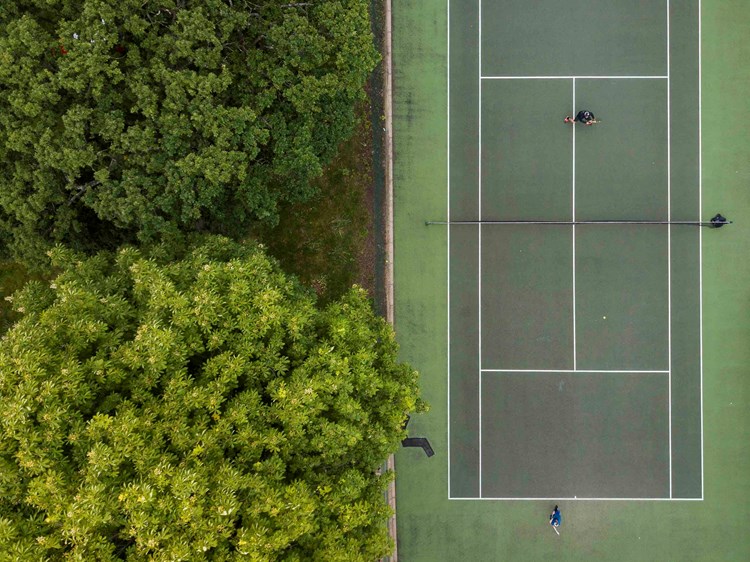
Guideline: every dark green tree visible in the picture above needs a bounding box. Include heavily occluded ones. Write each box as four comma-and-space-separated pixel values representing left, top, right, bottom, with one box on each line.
0, 1, 379, 266
0, 236, 422, 560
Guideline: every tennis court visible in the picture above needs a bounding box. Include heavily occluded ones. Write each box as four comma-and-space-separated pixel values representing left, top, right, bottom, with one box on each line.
447, 0, 702, 500
392, 0, 750, 559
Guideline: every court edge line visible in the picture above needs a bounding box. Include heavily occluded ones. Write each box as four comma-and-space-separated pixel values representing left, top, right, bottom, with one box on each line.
481, 369, 669, 374
571, 78, 578, 370
447, 497, 704, 502
477, 0, 482, 499
481, 75, 668, 80
698, 0, 704, 499
446, 0, 451, 501
667, 0, 673, 500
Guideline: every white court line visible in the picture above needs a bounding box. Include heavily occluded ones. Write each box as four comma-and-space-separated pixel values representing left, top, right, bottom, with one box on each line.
572, 78, 577, 371
477, 0, 483, 499
446, 0, 451, 500
481, 369, 669, 374
667, 0, 673, 500
449, 497, 703, 501
481, 75, 668, 80
698, 0, 704, 498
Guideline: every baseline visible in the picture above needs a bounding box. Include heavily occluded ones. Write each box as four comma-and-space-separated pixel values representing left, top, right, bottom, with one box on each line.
449, 496, 702, 501
482, 369, 668, 374
481, 75, 668, 80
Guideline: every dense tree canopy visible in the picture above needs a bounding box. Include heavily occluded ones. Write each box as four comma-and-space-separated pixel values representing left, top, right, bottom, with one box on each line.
0, 1, 379, 266
0, 236, 421, 560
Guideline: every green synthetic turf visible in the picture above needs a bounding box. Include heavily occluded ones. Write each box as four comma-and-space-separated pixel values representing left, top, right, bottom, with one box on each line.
481, 80, 572, 221
393, 0, 750, 559
450, 0, 699, 499
480, 0, 666, 77
574, 79, 669, 221
481, 226, 574, 370
448, 225, 479, 498
481, 372, 669, 498
575, 227, 669, 371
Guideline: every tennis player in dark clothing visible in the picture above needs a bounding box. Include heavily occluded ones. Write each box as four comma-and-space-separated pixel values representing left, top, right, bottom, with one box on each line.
549, 505, 562, 527
710, 213, 729, 228
564, 110, 598, 125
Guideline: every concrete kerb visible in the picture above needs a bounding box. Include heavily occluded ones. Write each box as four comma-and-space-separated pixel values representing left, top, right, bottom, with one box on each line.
382, 0, 397, 558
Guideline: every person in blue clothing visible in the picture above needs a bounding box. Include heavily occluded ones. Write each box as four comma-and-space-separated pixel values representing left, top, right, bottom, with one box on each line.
549, 505, 562, 528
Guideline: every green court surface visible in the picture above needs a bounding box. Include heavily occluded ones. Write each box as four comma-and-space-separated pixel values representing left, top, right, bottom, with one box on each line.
481, 372, 670, 498
393, 0, 750, 559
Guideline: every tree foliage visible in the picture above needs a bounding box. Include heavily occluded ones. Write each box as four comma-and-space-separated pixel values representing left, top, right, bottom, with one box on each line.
0, 1, 379, 266
0, 236, 421, 560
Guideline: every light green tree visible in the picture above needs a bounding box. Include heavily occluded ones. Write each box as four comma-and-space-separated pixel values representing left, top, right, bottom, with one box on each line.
0, 236, 421, 560
0, 1, 379, 266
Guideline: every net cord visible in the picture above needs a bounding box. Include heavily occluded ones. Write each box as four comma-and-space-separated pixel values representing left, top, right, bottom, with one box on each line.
425, 219, 731, 226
